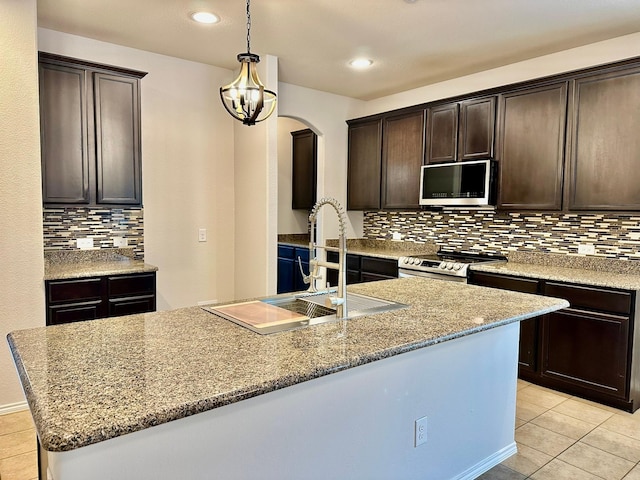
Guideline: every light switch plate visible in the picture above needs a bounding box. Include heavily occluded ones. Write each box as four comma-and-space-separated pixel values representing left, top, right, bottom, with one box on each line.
198, 228, 207, 242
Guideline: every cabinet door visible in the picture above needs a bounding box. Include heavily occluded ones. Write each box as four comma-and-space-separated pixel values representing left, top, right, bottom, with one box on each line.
381, 110, 425, 209
277, 246, 296, 294
468, 271, 541, 374
94, 73, 142, 205
347, 119, 382, 210
426, 103, 458, 164
497, 83, 567, 210
542, 309, 629, 398
291, 129, 317, 210
568, 67, 640, 210
458, 97, 496, 161
277, 258, 295, 294
39, 62, 90, 204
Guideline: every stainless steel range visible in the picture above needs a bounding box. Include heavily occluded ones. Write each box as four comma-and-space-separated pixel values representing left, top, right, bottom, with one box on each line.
398, 251, 506, 283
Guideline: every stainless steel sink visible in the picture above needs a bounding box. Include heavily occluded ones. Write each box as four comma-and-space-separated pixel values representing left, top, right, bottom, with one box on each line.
258, 290, 408, 333
203, 290, 408, 335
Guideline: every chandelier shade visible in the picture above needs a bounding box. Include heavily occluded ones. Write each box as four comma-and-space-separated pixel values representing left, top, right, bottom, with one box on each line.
220, 53, 277, 125
219, 0, 277, 126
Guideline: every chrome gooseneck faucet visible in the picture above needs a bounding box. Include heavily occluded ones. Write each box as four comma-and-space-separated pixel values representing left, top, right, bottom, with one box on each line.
300, 197, 348, 319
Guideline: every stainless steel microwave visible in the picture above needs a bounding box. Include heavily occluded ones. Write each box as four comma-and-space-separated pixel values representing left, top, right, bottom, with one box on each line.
419, 159, 496, 206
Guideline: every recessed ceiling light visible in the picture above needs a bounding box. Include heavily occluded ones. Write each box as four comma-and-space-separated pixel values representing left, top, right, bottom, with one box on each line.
190, 11, 220, 24
349, 58, 373, 69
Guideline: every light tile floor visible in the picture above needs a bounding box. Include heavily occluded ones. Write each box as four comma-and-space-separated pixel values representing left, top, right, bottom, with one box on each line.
1, 381, 639, 480
480, 380, 640, 480
0, 409, 37, 480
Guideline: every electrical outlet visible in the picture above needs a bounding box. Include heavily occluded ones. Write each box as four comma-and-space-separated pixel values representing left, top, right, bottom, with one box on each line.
113, 237, 128, 247
578, 244, 595, 255
198, 228, 207, 242
76, 238, 94, 249
414, 416, 428, 447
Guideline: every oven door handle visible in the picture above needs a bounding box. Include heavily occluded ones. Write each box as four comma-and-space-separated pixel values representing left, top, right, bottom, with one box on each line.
398, 268, 468, 283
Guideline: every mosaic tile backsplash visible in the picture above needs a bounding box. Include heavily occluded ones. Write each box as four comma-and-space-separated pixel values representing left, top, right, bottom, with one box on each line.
43, 208, 144, 259
364, 210, 640, 260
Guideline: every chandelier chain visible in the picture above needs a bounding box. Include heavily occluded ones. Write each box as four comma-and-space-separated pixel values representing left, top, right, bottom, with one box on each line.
246, 0, 251, 53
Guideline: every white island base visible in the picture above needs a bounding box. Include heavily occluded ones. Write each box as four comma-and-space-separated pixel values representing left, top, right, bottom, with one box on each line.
47, 322, 519, 480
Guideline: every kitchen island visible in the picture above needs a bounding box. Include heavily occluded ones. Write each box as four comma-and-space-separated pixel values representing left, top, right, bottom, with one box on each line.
7, 277, 568, 480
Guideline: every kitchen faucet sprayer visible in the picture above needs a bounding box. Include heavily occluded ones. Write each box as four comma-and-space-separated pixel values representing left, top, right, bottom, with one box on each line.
300, 197, 348, 319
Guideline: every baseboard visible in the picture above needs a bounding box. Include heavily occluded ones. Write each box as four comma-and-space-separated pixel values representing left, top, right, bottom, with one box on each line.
452, 442, 518, 480
0, 400, 29, 416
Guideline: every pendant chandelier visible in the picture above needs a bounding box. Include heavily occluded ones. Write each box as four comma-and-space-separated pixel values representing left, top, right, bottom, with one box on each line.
219, 0, 277, 126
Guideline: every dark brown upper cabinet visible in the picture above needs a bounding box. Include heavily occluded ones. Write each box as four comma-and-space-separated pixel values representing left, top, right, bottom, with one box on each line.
39, 52, 146, 207
497, 83, 568, 211
426, 103, 458, 163
426, 96, 496, 164
291, 129, 317, 210
347, 118, 382, 210
39, 62, 90, 204
568, 66, 640, 211
381, 109, 425, 209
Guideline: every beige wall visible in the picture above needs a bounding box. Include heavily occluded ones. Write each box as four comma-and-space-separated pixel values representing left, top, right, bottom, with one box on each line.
38, 28, 237, 309
278, 84, 362, 244
233, 55, 279, 299
0, 0, 46, 409
277, 117, 309, 234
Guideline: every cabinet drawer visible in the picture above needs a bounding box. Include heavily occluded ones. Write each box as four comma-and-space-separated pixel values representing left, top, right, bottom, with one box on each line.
47, 278, 103, 303
347, 254, 361, 270
470, 272, 540, 293
544, 282, 632, 315
108, 295, 156, 316
108, 273, 156, 297
361, 272, 396, 283
327, 252, 361, 270
278, 245, 295, 259
361, 257, 398, 278
295, 247, 310, 263
48, 301, 102, 325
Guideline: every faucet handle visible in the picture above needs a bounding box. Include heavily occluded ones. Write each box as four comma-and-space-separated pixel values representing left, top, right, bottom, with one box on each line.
326, 296, 345, 308
297, 256, 311, 284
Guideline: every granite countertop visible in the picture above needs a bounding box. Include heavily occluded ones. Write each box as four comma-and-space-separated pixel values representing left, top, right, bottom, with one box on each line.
471, 251, 640, 290
325, 238, 438, 260
7, 277, 567, 453
44, 248, 158, 280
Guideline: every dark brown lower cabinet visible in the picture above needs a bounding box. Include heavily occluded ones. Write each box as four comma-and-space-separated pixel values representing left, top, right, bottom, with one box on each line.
541, 309, 629, 398
469, 270, 640, 412
46, 272, 156, 325
326, 252, 398, 287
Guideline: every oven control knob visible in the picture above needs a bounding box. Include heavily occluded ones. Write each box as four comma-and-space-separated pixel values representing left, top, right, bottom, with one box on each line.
413, 258, 421, 265
439, 262, 447, 269
453, 263, 461, 271
446, 263, 454, 270
402, 257, 409, 264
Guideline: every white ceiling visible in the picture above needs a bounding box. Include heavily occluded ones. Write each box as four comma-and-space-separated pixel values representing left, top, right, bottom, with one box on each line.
36, 0, 640, 100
